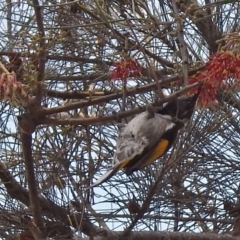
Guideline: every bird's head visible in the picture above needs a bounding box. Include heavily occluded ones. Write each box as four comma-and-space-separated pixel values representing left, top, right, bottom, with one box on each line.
157, 92, 199, 122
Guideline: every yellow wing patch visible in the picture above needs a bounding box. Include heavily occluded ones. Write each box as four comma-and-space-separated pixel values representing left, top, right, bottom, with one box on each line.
117, 139, 169, 171
118, 158, 133, 169
142, 139, 169, 167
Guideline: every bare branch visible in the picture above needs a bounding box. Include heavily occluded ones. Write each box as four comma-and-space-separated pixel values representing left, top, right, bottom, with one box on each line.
21, 215, 46, 240
31, 0, 46, 104
0, 162, 101, 236
40, 82, 201, 126
76, 231, 238, 240
172, 0, 189, 85
20, 130, 44, 233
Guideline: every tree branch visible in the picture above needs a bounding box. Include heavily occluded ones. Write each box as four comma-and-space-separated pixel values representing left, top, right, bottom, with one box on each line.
41, 69, 204, 116
20, 131, 44, 235
179, 1, 222, 53
172, 0, 189, 85
0, 51, 111, 65
21, 215, 46, 240
31, 0, 46, 106
40, 82, 201, 126
0, 162, 101, 236
76, 231, 238, 240
46, 89, 113, 99
31, 0, 46, 83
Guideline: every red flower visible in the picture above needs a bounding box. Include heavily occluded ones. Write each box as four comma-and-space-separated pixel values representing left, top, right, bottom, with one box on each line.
189, 52, 240, 106
0, 72, 25, 104
110, 56, 142, 81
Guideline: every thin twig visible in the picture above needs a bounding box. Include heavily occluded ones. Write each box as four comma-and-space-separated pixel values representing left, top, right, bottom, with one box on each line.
124, 16, 165, 98
6, 0, 13, 49
118, 155, 184, 239
172, 0, 189, 86
121, 36, 129, 112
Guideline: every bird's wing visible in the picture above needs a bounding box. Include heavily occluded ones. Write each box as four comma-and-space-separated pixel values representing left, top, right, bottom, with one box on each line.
89, 134, 149, 188
122, 113, 176, 174
112, 112, 154, 165
112, 132, 149, 165
113, 113, 175, 168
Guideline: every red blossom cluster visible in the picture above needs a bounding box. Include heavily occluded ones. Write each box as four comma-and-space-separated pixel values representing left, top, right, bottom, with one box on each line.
110, 51, 240, 107
189, 52, 240, 106
110, 56, 142, 81
0, 72, 26, 104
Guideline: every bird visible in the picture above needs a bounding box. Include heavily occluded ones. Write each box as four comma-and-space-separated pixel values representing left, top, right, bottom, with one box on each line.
89, 93, 199, 188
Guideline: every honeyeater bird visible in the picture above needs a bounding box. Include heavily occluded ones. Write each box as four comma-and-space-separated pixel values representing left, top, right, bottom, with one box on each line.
90, 93, 199, 188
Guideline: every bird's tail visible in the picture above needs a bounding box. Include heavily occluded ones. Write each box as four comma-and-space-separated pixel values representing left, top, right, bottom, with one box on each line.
88, 158, 132, 189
